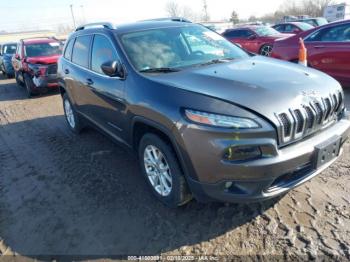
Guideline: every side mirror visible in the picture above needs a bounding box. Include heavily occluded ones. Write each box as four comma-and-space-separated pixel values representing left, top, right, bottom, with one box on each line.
292, 29, 300, 34
248, 35, 257, 40
14, 54, 20, 60
101, 60, 124, 78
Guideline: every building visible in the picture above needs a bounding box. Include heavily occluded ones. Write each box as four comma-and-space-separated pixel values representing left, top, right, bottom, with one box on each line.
323, 3, 350, 22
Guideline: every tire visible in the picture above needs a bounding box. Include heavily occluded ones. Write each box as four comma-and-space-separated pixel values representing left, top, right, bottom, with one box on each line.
62, 93, 83, 134
15, 71, 24, 87
24, 74, 36, 98
260, 44, 273, 57
138, 133, 192, 208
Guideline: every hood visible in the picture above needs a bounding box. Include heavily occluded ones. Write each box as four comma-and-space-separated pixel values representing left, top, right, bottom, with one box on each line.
147, 56, 342, 125
26, 55, 60, 65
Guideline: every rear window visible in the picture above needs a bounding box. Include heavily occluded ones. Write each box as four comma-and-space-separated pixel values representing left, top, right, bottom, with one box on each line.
64, 39, 75, 60
72, 35, 91, 68
25, 42, 61, 57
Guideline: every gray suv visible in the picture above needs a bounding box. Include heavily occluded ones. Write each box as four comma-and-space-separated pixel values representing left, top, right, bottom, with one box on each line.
58, 19, 350, 207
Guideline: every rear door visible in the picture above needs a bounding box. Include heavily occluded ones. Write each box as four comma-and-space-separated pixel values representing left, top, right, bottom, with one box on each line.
305, 22, 350, 84
68, 35, 94, 116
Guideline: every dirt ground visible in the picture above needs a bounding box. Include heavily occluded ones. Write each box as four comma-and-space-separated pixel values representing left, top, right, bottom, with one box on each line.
0, 74, 349, 260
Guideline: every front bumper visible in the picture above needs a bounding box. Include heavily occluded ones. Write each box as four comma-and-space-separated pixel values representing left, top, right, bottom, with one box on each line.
181, 114, 350, 203
32, 74, 59, 89
3, 62, 14, 75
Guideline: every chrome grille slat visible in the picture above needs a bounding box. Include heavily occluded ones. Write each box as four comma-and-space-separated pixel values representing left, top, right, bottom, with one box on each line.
276, 92, 343, 145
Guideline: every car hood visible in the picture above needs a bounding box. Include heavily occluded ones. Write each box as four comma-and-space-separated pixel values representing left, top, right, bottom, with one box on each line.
26, 55, 60, 65
147, 56, 342, 125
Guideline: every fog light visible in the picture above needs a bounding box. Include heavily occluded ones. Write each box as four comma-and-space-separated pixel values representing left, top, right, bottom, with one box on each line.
224, 145, 261, 161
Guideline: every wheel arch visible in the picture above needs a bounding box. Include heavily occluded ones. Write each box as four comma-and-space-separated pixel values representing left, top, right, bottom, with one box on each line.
131, 116, 190, 179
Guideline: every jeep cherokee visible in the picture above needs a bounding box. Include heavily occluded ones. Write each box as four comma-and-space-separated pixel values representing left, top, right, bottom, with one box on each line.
58, 19, 350, 207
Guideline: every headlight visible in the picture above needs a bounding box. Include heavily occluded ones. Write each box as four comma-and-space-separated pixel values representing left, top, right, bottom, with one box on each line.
184, 109, 260, 129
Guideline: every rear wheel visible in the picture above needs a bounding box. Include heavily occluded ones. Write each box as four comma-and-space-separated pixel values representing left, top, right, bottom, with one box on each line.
138, 133, 192, 207
62, 93, 83, 134
260, 44, 273, 56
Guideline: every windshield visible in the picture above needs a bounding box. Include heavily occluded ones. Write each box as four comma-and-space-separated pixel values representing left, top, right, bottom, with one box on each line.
254, 26, 281, 36
297, 22, 314, 30
25, 42, 62, 57
3, 44, 17, 54
119, 25, 249, 72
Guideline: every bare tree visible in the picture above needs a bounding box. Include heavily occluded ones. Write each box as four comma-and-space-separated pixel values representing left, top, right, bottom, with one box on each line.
165, 0, 181, 17
230, 10, 239, 25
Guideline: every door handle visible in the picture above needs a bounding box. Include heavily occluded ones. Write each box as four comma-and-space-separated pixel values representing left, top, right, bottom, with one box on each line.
64, 69, 70, 74
85, 78, 94, 86
314, 45, 325, 49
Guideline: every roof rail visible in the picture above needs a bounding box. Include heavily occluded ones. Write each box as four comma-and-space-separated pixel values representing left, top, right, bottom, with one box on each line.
141, 17, 192, 23
76, 22, 114, 31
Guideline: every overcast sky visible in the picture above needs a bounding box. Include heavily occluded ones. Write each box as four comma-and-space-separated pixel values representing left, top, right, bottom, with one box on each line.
0, 0, 328, 32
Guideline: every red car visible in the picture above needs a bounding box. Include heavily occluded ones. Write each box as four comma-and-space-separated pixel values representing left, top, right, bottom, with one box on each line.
12, 37, 62, 97
222, 26, 293, 56
272, 22, 314, 34
271, 20, 350, 87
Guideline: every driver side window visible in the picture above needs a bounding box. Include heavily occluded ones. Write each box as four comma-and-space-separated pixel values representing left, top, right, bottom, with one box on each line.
91, 35, 119, 75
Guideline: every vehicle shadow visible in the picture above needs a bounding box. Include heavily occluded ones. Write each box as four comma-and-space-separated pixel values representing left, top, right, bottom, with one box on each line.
0, 114, 282, 258
0, 74, 59, 102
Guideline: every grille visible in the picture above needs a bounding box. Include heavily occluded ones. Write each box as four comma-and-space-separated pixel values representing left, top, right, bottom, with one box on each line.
47, 64, 58, 75
276, 92, 344, 145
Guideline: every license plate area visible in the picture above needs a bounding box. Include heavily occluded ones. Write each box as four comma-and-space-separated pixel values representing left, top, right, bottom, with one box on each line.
315, 136, 341, 169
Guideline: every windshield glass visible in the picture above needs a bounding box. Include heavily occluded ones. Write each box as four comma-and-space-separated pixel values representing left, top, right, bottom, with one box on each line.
119, 25, 249, 72
297, 22, 314, 30
254, 26, 281, 36
25, 42, 62, 57
3, 44, 17, 54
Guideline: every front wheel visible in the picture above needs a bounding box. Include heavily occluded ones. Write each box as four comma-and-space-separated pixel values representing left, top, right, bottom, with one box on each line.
15, 71, 24, 87
260, 44, 273, 57
138, 133, 192, 207
62, 93, 83, 134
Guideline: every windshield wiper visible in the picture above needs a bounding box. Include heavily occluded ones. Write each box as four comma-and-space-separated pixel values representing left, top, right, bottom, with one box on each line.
139, 67, 180, 73
197, 58, 235, 67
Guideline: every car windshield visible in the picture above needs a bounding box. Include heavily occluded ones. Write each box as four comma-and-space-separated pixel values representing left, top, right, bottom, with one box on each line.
25, 42, 62, 57
3, 44, 17, 54
254, 26, 280, 36
119, 25, 249, 72
297, 23, 314, 30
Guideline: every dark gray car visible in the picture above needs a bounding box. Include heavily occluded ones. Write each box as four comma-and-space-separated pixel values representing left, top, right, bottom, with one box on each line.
0, 42, 17, 78
58, 20, 350, 207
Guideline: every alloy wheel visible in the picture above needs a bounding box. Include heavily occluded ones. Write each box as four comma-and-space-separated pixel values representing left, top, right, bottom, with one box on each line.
64, 99, 76, 129
261, 45, 272, 56
143, 145, 172, 197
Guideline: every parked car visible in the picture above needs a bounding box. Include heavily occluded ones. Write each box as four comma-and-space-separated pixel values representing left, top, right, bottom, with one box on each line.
295, 17, 328, 27
0, 42, 17, 78
58, 20, 349, 207
222, 26, 294, 56
12, 37, 62, 97
272, 22, 314, 34
271, 20, 350, 87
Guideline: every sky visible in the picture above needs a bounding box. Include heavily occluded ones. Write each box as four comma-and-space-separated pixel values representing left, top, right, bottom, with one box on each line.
0, 0, 328, 32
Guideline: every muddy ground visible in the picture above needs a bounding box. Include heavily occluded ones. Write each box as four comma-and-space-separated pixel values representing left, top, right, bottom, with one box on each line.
0, 74, 349, 260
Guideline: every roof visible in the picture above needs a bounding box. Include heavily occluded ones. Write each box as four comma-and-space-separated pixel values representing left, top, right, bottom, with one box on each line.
21, 38, 60, 45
